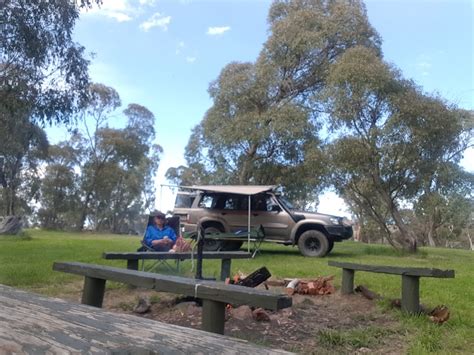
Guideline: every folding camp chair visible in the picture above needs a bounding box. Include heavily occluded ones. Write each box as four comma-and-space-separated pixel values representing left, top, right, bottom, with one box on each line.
233, 225, 265, 257
138, 215, 181, 272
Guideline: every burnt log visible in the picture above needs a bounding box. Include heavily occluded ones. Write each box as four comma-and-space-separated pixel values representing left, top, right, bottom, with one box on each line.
236, 267, 271, 288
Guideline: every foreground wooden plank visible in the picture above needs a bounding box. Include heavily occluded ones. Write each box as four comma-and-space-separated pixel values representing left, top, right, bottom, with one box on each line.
328, 261, 455, 278
0, 284, 291, 354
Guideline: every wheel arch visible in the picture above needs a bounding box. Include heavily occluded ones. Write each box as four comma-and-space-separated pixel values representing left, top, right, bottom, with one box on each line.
292, 223, 329, 245
198, 218, 228, 232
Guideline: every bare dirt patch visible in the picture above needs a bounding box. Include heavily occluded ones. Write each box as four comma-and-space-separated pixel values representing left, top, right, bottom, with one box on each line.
59, 285, 409, 354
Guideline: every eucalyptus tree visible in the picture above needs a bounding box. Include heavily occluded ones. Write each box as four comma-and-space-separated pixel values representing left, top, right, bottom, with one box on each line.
1, 0, 102, 126
37, 143, 81, 229
169, 0, 381, 204
414, 165, 474, 247
323, 46, 472, 252
90, 104, 162, 233
75, 83, 121, 229
0, 111, 48, 216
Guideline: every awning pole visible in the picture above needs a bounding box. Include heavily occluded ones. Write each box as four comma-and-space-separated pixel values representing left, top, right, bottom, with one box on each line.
248, 195, 251, 253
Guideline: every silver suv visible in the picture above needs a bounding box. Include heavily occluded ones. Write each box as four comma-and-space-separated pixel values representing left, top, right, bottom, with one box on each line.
173, 185, 353, 257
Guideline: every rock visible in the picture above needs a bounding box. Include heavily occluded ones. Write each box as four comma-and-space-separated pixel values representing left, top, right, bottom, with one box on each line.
232, 305, 253, 320
133, 297, 151, 314
252, 308, 271, 322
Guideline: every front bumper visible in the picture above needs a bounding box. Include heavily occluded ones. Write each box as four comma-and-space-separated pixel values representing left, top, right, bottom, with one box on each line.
325, 225, 353, 240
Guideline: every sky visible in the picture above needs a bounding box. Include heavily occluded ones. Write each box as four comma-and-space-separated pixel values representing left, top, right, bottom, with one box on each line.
48, 0, 473, 216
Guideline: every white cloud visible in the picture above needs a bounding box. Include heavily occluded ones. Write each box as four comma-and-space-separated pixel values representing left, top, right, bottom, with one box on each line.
81, 0, 158, 23
81, 0, 135, 22
207, 26, 231, 36
140, 12, 172, 32
186, 56, 196, 63
176, 41, 185, 55
109, 12, 133, 22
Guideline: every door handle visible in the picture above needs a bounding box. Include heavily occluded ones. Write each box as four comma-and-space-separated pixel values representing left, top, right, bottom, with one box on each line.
252, 213, 259, 216
221, 212, 227, 215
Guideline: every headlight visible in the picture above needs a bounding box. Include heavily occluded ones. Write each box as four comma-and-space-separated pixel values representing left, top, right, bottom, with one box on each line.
329, 217, 341, 225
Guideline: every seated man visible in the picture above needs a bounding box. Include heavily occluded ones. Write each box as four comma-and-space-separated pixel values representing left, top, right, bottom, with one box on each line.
144, 211, 177, 251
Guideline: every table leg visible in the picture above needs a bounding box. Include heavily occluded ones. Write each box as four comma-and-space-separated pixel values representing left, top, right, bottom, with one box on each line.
82, 276, 106, 308
127, 259, 139, 271
401, 275, 420, 314
341, 268, 355, 294
220, 259, 231, 281
202, 299, 226, 334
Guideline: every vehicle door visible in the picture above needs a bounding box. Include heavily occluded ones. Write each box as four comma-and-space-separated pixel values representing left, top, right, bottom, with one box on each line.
217, 194, 249, 232
248, 193, 292, 240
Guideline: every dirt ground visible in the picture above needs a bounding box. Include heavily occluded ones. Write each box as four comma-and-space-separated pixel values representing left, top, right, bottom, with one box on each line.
58, 282, 409, 354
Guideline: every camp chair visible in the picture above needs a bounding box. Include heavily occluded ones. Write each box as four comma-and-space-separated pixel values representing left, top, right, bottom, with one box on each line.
232, 225, 265, 257
138, 215, 181, 272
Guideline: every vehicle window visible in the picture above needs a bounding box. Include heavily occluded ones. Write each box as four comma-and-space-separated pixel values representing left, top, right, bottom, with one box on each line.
253, 195, 267, 211
224, 195, 240, 210
277, 196, 295, 210
174, 193, 195, 208
252, 194, 275, 212
198, 194, 215, 209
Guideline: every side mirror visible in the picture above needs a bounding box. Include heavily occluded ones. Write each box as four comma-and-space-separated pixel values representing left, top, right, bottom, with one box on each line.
271, 205, 281, 212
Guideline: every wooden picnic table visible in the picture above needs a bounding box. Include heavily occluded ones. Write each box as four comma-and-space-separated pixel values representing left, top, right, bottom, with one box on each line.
0, 284, 292, 354
103, 251, 252, 281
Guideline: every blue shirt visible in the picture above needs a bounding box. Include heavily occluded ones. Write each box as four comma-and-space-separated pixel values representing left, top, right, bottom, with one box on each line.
144, 225, 177, 248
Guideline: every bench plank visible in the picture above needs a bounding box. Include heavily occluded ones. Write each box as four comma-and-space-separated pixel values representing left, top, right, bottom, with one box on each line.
0, 284, 291, 354
328, 261, 455, 278
53, 262, 292, 311
103, 251, 252, 260
329, 261, 455, 314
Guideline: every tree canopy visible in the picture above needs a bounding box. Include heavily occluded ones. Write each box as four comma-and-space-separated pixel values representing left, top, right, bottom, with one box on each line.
1, 0, 102, 126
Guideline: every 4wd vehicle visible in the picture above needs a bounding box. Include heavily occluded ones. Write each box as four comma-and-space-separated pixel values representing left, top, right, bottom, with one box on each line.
173, 185, 353, 257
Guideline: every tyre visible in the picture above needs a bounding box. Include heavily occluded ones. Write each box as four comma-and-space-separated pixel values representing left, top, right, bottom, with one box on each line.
297, 230, 329, 257
202, 225, 225, 251
222, 241, 243, 251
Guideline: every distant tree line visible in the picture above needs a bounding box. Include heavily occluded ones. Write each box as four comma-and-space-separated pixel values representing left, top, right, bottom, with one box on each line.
166, 0, 473, 251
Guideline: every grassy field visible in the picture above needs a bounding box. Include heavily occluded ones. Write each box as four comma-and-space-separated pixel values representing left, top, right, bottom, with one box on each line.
1, 229, 473, 353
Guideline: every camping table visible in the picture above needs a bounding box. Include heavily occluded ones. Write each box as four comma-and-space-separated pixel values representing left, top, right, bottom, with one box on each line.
103, 251, 251, 281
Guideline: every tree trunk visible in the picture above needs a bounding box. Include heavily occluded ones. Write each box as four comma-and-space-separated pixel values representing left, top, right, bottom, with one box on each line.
427, 218, 436, 247
0, 216, 23, 235
390, 205, 418, 253
78, 191, 93, 230
467, 232, 473, 251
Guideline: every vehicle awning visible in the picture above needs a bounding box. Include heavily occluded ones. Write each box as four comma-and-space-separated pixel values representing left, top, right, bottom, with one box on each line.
181, 185, 276, 196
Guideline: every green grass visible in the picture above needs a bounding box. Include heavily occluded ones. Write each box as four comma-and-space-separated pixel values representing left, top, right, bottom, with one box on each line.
1, 230, 473, 353
318, 326, 399, 349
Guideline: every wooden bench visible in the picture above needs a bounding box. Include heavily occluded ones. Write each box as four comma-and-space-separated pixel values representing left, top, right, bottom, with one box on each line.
0, 284, 291, 354
53, 262, 292, 334
328, 261, 455, 314
103, 251, 252, 281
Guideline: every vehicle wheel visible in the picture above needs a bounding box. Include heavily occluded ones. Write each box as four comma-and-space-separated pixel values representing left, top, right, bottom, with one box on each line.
222, 241, 243, 251
202, 226, 225, 251
297, 230, 329, 257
